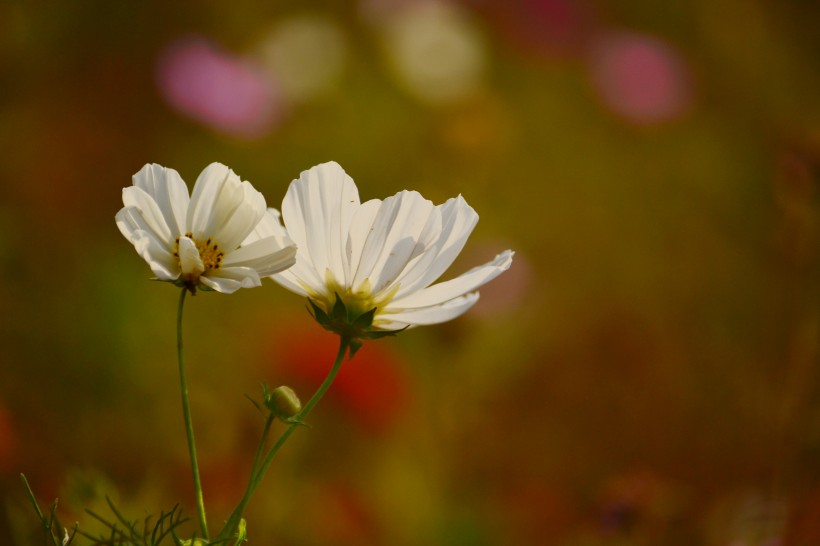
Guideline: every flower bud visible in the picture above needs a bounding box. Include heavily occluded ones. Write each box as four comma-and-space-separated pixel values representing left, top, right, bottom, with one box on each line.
265, 385, 302, 420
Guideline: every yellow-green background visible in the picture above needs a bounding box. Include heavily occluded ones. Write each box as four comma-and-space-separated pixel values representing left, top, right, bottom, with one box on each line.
1, 1, 819, 544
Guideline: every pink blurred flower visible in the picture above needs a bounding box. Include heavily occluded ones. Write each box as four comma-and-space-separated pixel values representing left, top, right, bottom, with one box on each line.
587, 31, 694, 125
156, 36, 281, 138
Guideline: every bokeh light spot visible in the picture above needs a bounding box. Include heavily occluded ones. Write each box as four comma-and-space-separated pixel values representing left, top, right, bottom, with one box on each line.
255, 14, 348, 104
587, 31, 694, 125
382, 2, 487, 105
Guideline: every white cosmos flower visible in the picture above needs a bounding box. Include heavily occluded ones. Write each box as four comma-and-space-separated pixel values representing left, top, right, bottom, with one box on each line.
259, 161, 513, 332
116, 163, 297, 294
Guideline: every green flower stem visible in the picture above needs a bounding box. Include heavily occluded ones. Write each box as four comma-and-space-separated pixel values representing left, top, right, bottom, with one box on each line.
219, 335, 351, 541
251, 414, 276, 479
177, 288, 209, 540
242, 412, 276, 508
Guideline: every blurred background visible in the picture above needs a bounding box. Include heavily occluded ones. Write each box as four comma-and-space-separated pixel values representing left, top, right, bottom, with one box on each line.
1, 0, 819, 544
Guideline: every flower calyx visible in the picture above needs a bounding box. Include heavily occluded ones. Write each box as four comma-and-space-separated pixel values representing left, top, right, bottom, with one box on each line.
307, 293, 404, 357
167, 276, 215, 296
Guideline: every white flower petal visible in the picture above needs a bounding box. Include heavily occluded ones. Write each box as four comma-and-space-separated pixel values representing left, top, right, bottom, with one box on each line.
243, 208, 290, 244
116, 207, 178, 280
270, 266, 312, 298
246, 208, 320, 293
122, 186, 173, 244
131, 163, 189, 237
351, 195, 403, 287
379, 292, 480, 328
222, 236, 297, 277
345, 198, 381, 277
201, 266, 262, 293
389, 250, 513, 309
187, 163, 225, 235
115, 206, 145, 243
187, 163, 236, 237
276, 254, 328, 296
269, 161, 512, 329
392, 195, 478, 299
119, 161, 286, 295
215, 180, 267, 250
187, 163, 267, 250
281, 161, 360, 287
133, 230, 179, 280
375, 193, 441, 295
177, 236, 204, 277
351, 190, 440, 294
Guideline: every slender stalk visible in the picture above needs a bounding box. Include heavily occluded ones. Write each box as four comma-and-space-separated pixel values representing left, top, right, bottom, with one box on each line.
20, 474, 58, 545
20, 474, 47, 525
218, 335, 350, 541
249, 414, 275, 486
176, 288, 209, 540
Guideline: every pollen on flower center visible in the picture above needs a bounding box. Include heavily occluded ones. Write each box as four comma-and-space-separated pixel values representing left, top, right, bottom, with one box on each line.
173, 232, 224, 272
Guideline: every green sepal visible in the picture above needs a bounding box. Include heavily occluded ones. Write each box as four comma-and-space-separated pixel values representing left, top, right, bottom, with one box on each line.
365, 327, 408, 340
307, 299, 331, 327
307, 294, 408, 356
281, 415, 311, 428
349, 339, 363, 358
165, 276, 214, 295
333, 292, 348, 321
244, 393, 264, 416
260, 383, 271, 402
352, 306, 377, 329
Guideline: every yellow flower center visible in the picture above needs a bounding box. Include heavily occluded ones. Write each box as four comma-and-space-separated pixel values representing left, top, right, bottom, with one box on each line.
173, 232, 225, 273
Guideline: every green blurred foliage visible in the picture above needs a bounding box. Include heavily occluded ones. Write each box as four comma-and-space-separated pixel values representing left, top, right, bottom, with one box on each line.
0, 0, 818, 544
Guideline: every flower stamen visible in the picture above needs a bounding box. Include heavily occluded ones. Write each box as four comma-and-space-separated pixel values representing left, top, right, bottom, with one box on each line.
174, 232, 225, 273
